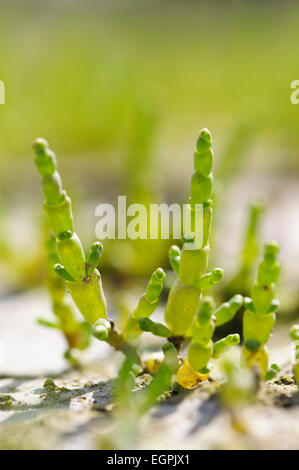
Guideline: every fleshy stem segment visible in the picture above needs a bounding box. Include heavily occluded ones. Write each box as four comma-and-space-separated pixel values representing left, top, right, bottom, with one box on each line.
123, 268, 166, 343
176, 295, 242, 389
161, 129, 243, 389
241, 241, 281, 379
164, 129, 220, 337
38, 233, 90, 364
33, 138, 129, 355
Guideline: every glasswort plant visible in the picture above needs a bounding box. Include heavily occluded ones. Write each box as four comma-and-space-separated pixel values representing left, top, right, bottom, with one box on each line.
133, 129, 244, 388
241, 241, 281, 379
33, 130, 247, 389
33, 138, 140, 361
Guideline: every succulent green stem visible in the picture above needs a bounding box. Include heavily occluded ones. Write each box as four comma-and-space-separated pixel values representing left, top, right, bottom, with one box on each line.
213, 334, 240, 359
33, 139, 141, 356
164, 129, 214, 336
186, 297, 241, 372
215, 295, 244, 326
40, 232, 91, 361
241, 241, 281, 379
138, 318, 172, 338
168, 245, 181, 275
54, 263, 76, 282
195, 268, 224, 289
123, 268, 166, 342
87, 242, 103, 277
33, 139, 107, 323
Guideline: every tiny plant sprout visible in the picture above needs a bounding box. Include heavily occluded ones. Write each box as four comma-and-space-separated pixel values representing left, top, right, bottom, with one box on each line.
92, 318, 111, 341
241, 241, 281, 379
290, 325, 299, 385
86, 242, 103, 277
123, 267, 166, 343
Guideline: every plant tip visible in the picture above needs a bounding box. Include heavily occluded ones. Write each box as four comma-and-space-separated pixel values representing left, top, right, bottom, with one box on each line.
33, 138, 49, 154
154, 267, 166, 280
199, 128, 212, 143
264, 240, 280, 256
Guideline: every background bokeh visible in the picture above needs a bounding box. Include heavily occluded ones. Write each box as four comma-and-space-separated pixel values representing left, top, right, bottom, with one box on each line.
0, 0, 298, 316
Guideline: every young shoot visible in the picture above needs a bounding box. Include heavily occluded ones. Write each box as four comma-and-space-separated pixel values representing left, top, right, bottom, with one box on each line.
241, 241, 281, 379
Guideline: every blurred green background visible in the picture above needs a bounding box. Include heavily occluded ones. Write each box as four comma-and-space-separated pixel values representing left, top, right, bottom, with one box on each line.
0, 1, 299, 167
0, 0, 299, 307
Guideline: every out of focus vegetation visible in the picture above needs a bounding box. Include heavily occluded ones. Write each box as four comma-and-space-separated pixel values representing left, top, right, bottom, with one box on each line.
0, 0, 299, 173
0, 0, 299, 302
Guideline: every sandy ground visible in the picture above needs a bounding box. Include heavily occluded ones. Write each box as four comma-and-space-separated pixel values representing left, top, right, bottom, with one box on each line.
0, 290, 298, 450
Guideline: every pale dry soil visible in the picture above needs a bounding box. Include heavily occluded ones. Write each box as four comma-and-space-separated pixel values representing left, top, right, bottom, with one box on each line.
0, 290, 299, 450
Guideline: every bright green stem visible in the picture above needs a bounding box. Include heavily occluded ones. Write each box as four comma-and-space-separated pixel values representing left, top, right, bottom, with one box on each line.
187, 297, 215, 370
34, 139, 108, 336
43, 232, 90, 355
44, 195, 73, 237
179, 245, 209, 285
242, 242, 281, 378
290, 325, 299, 342
138, 318, 172, 338
145, 267, 166, 302
168, 245, 181, 275
165, 130, 215, 336
196, 268, 223, 289
87, 242, 103, 277
33, 139, 74, 236
56, 231, 86, 281
294, 361, 299, 386
251, 241, 281, 314
241, 344, 269, 380
54, 263, 75, 282
265, 363, 281, 381
215, 294, 244, 326
123, 268, 166, 343
187, 340, 213, 371
133, 268, 166, 319
186, 296, 241, 372
196, 296, 215, 325
243, 310, 276, 347
38, 319, 59, 329
66, 269, 107, 325
164, 281, 201, 336
213, 334, 240, 358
